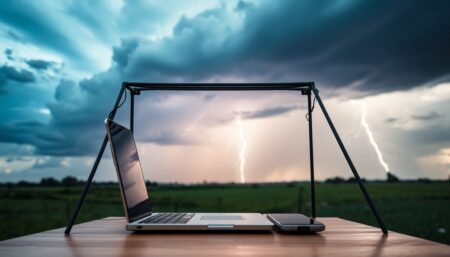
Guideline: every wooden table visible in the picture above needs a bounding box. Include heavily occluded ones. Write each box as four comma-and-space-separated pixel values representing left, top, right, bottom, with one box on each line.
0, 217, 448, 257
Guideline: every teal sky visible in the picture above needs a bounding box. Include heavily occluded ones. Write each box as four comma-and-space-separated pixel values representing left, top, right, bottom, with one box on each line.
0, 0, 449, 182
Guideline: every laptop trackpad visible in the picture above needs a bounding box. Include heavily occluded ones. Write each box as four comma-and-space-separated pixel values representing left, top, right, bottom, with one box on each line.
200, 215, 244, 221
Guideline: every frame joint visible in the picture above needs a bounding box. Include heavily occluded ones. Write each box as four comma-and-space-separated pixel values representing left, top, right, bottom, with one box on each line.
301, 88, 311, 95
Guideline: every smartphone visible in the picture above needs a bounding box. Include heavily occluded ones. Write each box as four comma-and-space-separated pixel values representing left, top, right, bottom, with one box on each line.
267, 214, 325, 233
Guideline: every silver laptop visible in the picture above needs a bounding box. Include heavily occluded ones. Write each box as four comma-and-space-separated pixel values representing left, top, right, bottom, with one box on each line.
105, 118, 273, 231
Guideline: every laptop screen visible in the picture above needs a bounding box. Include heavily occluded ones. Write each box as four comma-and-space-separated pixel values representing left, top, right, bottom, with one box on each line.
107, 120, 151, 222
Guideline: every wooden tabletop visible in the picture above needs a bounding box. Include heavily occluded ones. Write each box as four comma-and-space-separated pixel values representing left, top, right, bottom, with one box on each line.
0, 217, 448, 257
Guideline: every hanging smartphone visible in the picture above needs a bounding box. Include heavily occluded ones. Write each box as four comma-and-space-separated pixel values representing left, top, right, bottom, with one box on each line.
267, 214, 325, 233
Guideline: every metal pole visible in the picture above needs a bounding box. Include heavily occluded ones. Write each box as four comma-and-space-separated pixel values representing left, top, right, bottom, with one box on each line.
307, 88, 316, 219
311, 86, 388, 234
130, 90, 134, 133
64, 85, 126, 235
125, 82, 312, 91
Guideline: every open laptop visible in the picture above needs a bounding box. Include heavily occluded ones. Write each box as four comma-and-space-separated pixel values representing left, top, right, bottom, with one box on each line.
105, 118, 273, 231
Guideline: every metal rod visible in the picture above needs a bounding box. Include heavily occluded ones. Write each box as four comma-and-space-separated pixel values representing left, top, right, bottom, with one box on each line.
124, 82, 312, 91
312, 86, 388, 234
64, 85, 126, 235
130, 90, 134, 133
307, 88, 316, 219
64, 135, 108, 235
136, 87, 305, 91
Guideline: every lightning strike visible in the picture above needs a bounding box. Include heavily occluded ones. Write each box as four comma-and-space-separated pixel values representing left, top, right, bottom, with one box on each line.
181, 110, 207, 138
236, 116, 247, 183
359, 103, 391, 173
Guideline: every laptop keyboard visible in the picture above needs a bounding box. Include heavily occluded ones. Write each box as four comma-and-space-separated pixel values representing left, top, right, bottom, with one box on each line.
140, 213, 194, 224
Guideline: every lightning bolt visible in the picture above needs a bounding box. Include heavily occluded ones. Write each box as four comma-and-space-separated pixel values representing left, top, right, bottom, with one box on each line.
236, 116, 247, 183
358, 102, 391, 173
181, 110, 207, 138
182, 94, 214, 138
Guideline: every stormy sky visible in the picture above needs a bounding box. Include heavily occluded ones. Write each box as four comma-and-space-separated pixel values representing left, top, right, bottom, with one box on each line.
0, 0, 449, 183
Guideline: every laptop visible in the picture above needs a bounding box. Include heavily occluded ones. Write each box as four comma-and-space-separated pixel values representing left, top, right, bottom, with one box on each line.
105, 118, 273, 231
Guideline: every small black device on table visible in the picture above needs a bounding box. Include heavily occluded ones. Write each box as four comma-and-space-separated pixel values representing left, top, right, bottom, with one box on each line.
267, 214, 325, 233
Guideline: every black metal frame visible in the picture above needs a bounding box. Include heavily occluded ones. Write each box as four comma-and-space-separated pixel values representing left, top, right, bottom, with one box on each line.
64, 81, 388, 235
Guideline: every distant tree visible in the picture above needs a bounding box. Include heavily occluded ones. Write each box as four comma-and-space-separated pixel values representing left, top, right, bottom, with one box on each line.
417, 177, 431, 183
40, 177, 60, 187
325, 177, 345, 184
286, 182, 296, 187
146, 180, 158, 187
346, 177, 366, 183
17, 180, 34, 187
61, 176, 78, 187
346, 177, 356, 183
387, 172, 400, 183
252, 183, 261, 188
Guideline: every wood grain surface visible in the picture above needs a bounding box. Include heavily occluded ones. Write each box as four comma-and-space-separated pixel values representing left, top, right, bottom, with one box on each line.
0, 217, 448, 257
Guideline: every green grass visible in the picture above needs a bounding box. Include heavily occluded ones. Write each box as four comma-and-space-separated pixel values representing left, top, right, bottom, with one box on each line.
0, 182, 448, 244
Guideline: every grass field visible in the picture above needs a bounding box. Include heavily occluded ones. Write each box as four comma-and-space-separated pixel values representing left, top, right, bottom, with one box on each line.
0, 182, 449, 244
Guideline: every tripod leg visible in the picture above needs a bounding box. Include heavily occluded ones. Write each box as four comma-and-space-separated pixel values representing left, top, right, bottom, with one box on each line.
307, 90, 316, 218
312, 87, 388, 234
64, 135, 108, 234
65, 85, 126, 234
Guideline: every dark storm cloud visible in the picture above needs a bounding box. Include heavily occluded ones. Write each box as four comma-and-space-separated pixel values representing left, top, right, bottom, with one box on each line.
5, 156, 33, 163
32, 157, 64, 169
0, 39, 138, 156
4, 49, 13, 61
64, 1, 117, 44
1, 0, 450, 157
0, 66, 35, 84
142, 130, 199, 145
54, 80, 77, 102
239, 1, 450, 93
26, 59, 53, 70
15, 121, 45, 128
411, 111, 440, 121
4, 39, 139, 156
0, 122, 38, 145
385, 118, 398, 123
0, 1, 91, 65
241, 105, 300, 120
112, 39, 139, 68
0, 65, 35, 93
42, 77, 122, 155
0, 143, 34, 157
0, 65, 122, 155
125, 1, 450, 93
408, 125, 450, 145
126, 6, 241, 80
7, 30, 23, 42
200, 104, 302, 126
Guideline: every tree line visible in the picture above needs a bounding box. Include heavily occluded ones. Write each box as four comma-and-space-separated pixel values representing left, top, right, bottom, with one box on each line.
0, 174, 447, 188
